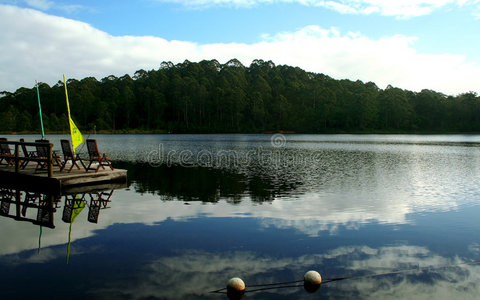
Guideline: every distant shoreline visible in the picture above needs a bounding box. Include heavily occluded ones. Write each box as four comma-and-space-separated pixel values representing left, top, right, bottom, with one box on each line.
2, 129, 480, 135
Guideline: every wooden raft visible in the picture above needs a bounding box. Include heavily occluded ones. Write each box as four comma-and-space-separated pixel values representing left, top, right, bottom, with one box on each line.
0, 139, 127, 194
0, 164, 127, 194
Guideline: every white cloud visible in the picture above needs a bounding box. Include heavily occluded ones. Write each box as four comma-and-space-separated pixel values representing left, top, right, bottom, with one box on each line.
25, 0, 53, 10
160, 0, 480, 18
14, 0, 84, 13
474, 5, 480, 19
1, 4, 480, 95
87, 246, 480, 299
157, 0, 270, 9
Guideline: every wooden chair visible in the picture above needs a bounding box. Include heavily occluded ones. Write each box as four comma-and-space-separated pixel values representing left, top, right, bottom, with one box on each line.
60, 139, 85, 172
34, 139, 62, 173
61, 194, 86, 223
85, 139, 113, 172
19, 138, 37, 169
0, 138, 15, 166
0, 188, 14, 216
22, 191, 42, 217
87, 190, 113, 223
36, 195, 55, 227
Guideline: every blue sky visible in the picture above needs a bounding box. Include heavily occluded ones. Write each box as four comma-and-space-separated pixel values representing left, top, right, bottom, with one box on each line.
1, 0, 480, 95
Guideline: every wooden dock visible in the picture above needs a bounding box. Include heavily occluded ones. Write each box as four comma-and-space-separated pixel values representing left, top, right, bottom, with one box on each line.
0, 164, 127, 194
0, 139, 127, 194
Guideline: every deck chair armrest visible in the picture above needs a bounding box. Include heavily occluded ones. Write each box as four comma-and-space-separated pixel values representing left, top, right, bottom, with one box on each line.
22, 150, 36, 157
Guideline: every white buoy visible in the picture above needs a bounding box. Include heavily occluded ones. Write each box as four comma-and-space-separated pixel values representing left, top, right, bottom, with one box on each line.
227, 277, 246, 292
304, 270, 322, 285
227, 277, 246, 299
304, 270, 322, 293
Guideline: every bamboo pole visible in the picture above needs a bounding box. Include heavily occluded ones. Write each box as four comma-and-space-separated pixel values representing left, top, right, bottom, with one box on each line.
48, 143, 53, 178
14, 143, 20, 173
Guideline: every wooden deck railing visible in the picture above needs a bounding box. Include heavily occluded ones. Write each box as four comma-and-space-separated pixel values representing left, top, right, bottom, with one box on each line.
0, 140, 54, 178
0, 189, 56, 228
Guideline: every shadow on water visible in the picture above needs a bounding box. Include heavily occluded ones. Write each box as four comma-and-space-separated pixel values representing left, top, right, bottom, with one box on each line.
0, 182, 126, 229
116, 161, 303, 203
0, 187, 57, 228
0, 181, 126, 263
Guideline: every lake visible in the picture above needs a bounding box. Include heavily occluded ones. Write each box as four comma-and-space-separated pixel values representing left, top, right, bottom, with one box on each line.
1, 134, 480, 299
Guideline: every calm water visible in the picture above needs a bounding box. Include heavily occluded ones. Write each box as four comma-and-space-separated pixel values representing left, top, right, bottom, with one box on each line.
1, 134, 480, 299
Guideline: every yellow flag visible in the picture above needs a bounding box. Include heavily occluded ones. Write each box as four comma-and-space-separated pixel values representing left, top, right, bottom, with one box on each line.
69, 117, 85, 154
63, 74, 84, 155
66, 197, 85, 264
71, 197, 85, 223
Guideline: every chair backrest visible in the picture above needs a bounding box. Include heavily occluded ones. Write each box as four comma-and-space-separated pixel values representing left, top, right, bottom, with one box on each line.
86, 139, 100, 158
61, 140, 74, 158
35, 139, 50, 158
19, 138, 29, 156
0, 138, 11, 154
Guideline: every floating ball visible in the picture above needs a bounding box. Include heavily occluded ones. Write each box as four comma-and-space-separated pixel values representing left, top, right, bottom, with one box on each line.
227, 277, 246, 299
304, 270, 322, 293
227, 277, 245, 292
304, 270, 322, 285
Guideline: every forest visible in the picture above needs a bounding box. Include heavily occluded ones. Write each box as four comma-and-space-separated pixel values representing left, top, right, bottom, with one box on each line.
1, 58, 479, 134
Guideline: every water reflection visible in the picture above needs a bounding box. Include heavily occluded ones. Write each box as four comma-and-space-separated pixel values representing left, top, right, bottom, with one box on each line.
0, 185, 118, 227
1, 134, 480, 299
120, 162, 301, 203
113, 155, 480, 237
0, 174, 479, 299
0, 187, 57, 228
61, 190, 114, 224
47, 217, 479, 300
0, 182, 125, 256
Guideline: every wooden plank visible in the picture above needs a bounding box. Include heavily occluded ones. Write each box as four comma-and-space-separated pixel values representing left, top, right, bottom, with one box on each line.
62, 182, 127, 194
58, 169, 127, 187
0, 170, 61, 194
0, 164, 127, 193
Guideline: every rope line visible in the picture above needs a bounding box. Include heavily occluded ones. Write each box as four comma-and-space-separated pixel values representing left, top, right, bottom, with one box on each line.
246, 279, 303, 288
247, 284, 304, 293
209, 260, 480, 294
323, 259, 480, 283
209, 288, 227, 293
245, 280, 303, 292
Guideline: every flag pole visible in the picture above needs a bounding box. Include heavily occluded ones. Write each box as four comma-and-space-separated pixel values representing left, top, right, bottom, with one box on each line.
63, 74, 85, 155
63, 74, 72, 132
66, 197, 85, 264
35, 80, 45, 138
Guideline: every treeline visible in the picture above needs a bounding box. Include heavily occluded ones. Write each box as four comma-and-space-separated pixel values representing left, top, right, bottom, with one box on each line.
119, 161, 292, 203
1, 58, 479, 133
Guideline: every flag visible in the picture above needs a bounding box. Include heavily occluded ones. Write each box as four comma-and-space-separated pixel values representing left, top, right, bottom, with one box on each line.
66, 196, 85, 264
70, 197, 85, 222
63, 75, 84, 154
69, 117, 84, 154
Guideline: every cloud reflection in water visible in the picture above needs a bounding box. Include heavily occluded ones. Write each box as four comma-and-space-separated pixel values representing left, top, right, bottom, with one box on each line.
88, 245, 480, 299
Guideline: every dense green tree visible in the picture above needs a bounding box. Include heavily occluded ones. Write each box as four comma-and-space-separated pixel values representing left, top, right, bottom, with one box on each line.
1, 59, 479, 134
378, 86, 413, 130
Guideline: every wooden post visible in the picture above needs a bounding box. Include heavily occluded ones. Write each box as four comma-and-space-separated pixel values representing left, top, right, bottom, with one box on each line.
14, 143, 20, 173
15, 189, 21, 219
48, 194, 55, 225
48, 143, 53, 178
